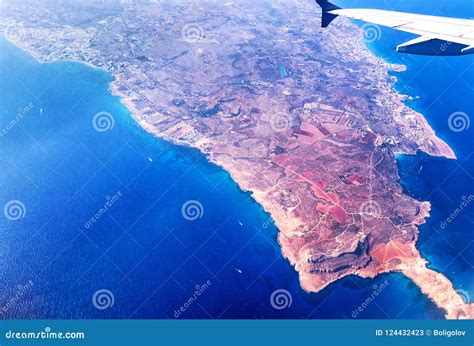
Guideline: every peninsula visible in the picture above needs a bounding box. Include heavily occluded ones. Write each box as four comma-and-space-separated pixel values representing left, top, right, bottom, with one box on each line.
1, 0, 471, 318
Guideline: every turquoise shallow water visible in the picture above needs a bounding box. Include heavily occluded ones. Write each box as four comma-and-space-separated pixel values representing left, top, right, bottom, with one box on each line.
1, 0, 470, 318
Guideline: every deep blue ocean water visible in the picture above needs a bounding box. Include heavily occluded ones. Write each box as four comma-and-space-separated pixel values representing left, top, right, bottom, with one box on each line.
0, 0, 471, 319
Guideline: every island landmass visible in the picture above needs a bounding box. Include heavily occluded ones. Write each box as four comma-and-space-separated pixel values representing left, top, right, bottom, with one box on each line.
1, 0, 471, 318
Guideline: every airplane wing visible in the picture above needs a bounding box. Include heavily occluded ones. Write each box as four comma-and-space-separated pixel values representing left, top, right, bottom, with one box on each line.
315, 0, 474, 56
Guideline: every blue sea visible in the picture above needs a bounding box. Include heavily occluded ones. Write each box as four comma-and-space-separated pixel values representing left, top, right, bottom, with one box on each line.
0, 0, 471, 319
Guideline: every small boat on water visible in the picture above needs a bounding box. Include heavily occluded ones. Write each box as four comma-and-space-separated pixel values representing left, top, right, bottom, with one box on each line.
235, 268, 242, 274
